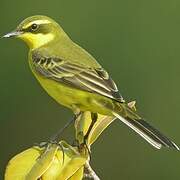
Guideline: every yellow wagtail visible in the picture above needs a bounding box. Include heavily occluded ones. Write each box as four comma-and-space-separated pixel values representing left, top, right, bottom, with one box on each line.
3, 15, 179, 150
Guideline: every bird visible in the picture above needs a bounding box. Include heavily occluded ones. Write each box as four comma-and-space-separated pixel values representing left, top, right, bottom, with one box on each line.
3, 15, 179, 150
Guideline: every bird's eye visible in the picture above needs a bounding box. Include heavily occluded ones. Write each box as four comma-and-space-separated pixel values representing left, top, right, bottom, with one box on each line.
31, 23, 38, 31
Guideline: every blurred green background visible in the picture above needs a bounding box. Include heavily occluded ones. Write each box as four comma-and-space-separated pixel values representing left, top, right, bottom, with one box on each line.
1, 0, 180, 179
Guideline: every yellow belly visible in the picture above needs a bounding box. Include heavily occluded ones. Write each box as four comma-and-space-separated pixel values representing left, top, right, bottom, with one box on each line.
32, 69, 114, 115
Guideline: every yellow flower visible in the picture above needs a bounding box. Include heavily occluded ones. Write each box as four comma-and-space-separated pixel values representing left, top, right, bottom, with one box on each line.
5, 101, 136, 180
5, 141, 87, 180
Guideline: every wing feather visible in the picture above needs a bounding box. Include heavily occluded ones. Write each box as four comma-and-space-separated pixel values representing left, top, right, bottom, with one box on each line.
32, 53, 124, 102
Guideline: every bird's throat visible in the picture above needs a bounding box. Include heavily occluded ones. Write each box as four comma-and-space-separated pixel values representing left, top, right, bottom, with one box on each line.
19, 33, 55, 49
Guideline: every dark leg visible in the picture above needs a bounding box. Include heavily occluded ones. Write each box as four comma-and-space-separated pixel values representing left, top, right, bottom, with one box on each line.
83, 113, 98, 143
78, 113, 98, 158
49, 112, 82, 142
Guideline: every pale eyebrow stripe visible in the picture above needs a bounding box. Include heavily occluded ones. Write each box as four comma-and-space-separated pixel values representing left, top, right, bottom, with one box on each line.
24, 19, 51, 29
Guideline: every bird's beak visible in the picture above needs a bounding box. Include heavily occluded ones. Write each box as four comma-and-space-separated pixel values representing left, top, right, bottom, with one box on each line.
2, 31, 23, 38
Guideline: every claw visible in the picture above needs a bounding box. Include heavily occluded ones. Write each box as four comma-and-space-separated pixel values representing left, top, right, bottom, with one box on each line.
33, 141, 48, 148
78, 139, 91, 161
34, 140, 65, 165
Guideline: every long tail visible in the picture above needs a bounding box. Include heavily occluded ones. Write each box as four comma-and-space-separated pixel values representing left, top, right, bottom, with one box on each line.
112, 108, 179, 150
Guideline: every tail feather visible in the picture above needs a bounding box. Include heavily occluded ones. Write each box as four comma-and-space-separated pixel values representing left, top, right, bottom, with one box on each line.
112, 112, 179, 150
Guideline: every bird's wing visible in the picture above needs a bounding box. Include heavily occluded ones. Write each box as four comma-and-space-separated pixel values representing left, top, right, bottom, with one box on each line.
32, 52, 124, 102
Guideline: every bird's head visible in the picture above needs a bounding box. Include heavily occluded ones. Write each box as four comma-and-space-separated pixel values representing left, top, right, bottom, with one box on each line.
3, 15, 67, 49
